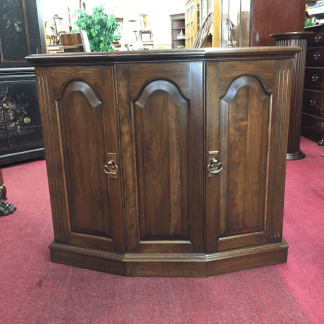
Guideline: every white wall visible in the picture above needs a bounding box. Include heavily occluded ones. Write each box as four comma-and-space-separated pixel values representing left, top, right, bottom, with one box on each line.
40, 0, 186, 47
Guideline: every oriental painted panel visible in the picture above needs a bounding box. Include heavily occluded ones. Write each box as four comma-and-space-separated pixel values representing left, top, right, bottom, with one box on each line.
116, 63, 204, 253
206, 60, 292, 252
0, 74, 43, 165
0, 78, 42, 149
0, 108, 8, 150
0, 0, 30, 62
35, 67, 125, 253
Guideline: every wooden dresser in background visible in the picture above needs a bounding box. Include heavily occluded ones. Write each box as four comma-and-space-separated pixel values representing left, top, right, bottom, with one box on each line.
27, 47, 298, 277
271, 32, 313, 160
302, 24, 324, 145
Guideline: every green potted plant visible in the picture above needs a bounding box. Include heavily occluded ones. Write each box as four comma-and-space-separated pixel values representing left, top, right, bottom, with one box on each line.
72, 5, 120, 52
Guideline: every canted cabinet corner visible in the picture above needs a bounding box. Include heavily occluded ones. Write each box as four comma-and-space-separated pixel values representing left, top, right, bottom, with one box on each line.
27, 48, 297, 277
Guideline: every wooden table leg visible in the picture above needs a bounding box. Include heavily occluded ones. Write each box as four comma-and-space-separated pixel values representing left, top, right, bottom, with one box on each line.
0, 169, 16, 216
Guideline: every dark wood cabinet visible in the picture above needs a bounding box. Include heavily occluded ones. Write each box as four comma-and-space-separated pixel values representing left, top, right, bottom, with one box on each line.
271, 32, 312, 160
302, 24, 324, 145
0, 0, 45, 165
28, 47, 297, 277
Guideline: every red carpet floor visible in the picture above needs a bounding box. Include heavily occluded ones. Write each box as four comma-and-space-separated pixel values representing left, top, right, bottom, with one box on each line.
0, 136, 323, 324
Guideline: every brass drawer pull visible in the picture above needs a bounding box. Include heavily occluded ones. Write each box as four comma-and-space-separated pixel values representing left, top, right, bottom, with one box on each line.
104, 160, 118, 175
315, 34, 322, 43
207, 151, 222, 176
207, 158, 222, 174
314, 51, 321, 60
310, 98, 316, 106
104, 153, 118, 179
312, 74, 319, 82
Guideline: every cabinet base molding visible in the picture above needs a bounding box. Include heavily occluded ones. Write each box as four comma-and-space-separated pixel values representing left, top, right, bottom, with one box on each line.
0, 148, 45, 166
286, 150, 306, 160
301, 114, 324, 146
49, 240, 288, 277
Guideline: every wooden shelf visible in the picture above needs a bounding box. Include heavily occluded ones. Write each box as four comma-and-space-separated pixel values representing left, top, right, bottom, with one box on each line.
170, 13, 186, 49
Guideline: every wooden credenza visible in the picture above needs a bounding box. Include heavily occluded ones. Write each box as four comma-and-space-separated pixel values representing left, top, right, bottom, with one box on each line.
27, 47, 298, 277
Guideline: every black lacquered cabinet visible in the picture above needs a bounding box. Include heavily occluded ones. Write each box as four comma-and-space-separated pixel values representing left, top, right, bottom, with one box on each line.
0, 0, 46, 165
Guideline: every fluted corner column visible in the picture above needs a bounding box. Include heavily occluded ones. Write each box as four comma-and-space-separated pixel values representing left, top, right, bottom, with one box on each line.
271, 32, 313, 160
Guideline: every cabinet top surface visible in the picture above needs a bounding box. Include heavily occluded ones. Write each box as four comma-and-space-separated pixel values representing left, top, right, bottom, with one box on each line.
270, 32, 314, 40
305, 24, 324, 31
26, 47, 300, 65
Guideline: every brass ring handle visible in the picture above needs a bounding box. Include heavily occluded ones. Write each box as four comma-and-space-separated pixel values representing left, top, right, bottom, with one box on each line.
314, 52, 321, 60
310, 98, 316, 106
315, 34, 322, 43
207, 158, 223, 174
104, 160, 118, 175
312, 74, 319, 82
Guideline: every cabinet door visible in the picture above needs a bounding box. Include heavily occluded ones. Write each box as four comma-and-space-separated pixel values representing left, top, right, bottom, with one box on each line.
206, 60, 292, 252
0, 76, 43, 151
116, 63, 204, 253
36, 67, 125, 253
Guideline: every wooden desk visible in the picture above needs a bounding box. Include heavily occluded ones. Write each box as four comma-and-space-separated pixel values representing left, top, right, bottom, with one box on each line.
27, 47, 298, 277
0, 169, 16, 216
